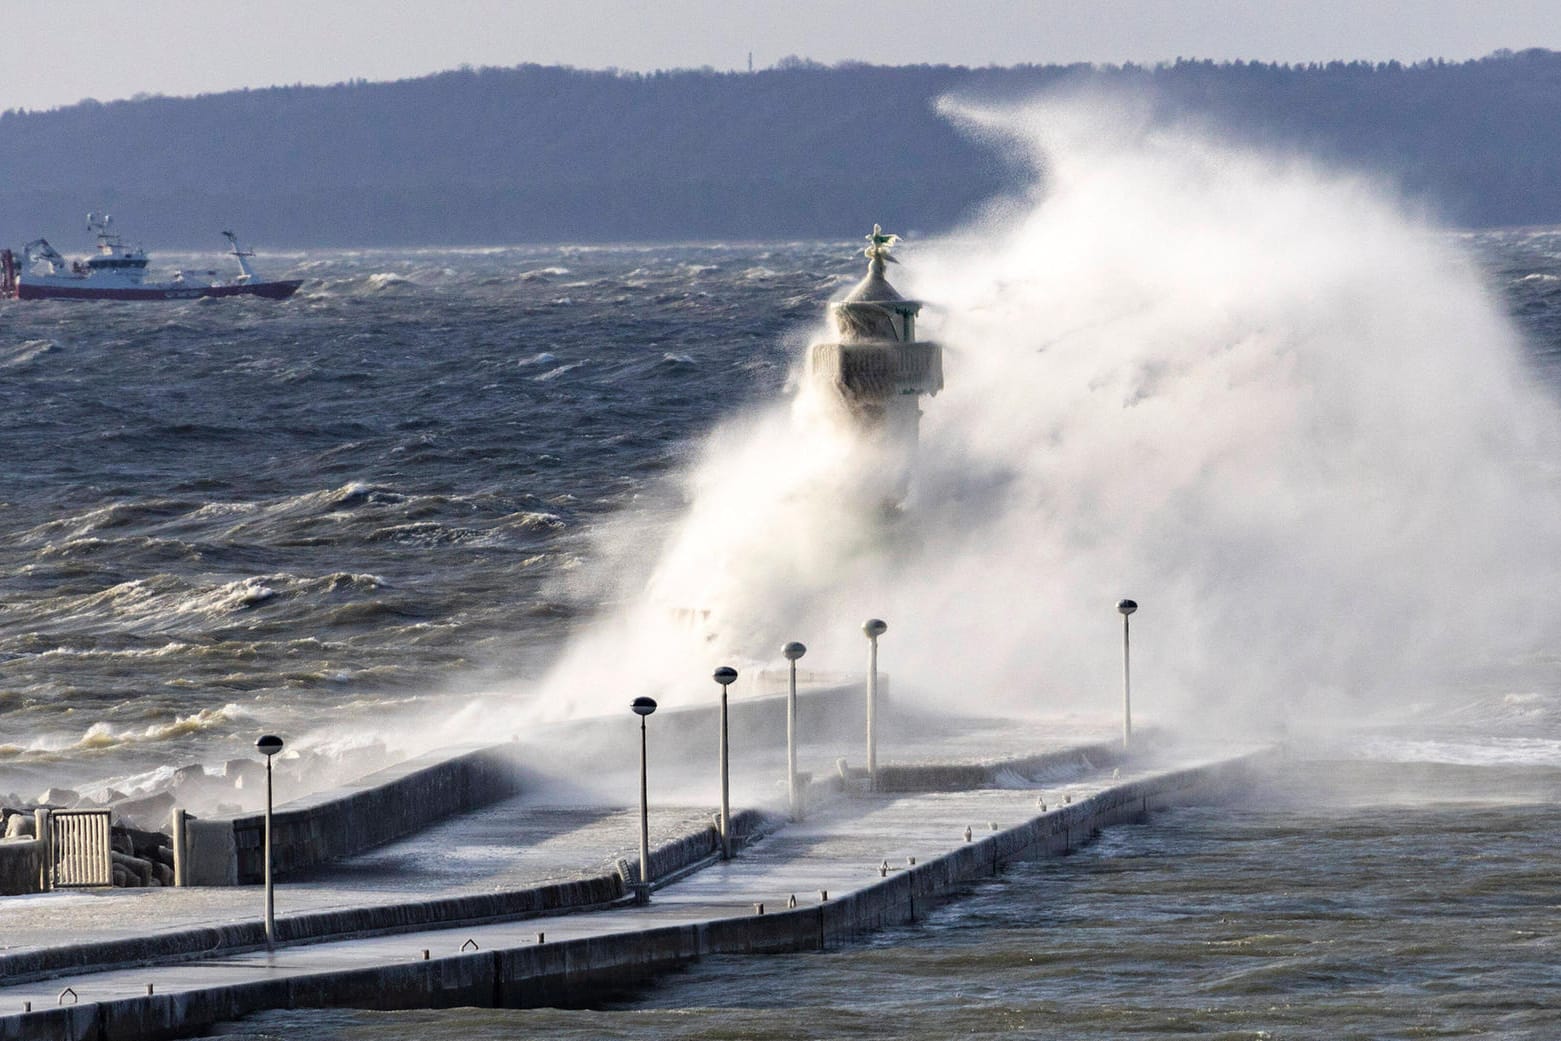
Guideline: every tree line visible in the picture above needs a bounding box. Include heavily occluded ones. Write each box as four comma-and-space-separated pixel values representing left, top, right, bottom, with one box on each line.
2, 51, 1559, 246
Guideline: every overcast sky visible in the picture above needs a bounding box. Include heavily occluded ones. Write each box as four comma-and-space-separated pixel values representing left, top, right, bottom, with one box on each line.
5, 0, 1559, 113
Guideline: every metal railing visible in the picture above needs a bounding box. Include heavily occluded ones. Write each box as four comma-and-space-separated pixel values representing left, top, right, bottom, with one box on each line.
44, 808, 113, 888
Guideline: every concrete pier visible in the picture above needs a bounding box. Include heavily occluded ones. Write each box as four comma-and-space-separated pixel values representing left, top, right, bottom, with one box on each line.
0, 738, 1260, 1041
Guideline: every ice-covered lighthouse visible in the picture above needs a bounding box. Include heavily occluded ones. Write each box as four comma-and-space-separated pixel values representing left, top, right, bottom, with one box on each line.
806, 227, 943, 497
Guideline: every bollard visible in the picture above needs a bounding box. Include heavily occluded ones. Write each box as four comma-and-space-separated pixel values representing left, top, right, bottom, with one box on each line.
964, 826, 973, 842
990, 821, 998, 831
1065, 794, 1072, 804
34, 809, 52, 892
537, 932, 545, 944
907, 856, 916, 866
879, 859, 889, 877
422, 950, 430, 960
820, 889, 829, 901
23, 1002, 31, 1013
754, 902, 764, 915
461, 938, 479, 952
171, 808, 188, 887
788, 893, 798, 908
1037, 796, 1047, 810
146, 984, 154, 996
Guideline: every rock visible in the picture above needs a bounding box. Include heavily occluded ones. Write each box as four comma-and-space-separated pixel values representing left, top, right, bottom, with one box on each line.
223, 759, 266, 790
153, 844, 175, 869
111, 830, 134, 856
172, 764, 207, 785
111, 862, 136, 888
152, 862, 174, 887
110, 791, 175, 832
35, 787, 80, 808
123, 827, 169, 859
4, 814, 34, 839
111, 851, 153, 887
171, 764, 225, 802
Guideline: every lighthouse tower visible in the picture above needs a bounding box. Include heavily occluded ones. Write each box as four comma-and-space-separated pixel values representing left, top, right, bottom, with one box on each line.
806, 227, 943, 475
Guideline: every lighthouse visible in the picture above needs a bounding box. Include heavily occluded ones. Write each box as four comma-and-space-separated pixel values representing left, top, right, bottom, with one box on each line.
806, 227, 943, 497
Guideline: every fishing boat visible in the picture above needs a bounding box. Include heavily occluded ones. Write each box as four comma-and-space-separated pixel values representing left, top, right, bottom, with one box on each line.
0, 215, 301, 301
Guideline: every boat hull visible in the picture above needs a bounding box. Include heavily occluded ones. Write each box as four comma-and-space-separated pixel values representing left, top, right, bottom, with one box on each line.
15, 279, 302, 301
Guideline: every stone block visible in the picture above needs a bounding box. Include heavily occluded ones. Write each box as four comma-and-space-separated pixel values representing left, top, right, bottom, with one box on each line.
111, 851, 154, 887
224, 758, 266, 790
123, 826, 169, 859
35, 787, 80, 808
111, 791, 175, 832
4, 814, 34, 839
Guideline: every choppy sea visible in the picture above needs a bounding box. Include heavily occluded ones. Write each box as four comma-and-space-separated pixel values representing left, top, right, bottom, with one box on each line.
5, 231, 1561, 1036
0, 242, 849, 801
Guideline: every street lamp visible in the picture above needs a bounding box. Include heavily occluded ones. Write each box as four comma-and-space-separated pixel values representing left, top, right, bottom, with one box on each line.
863, 619, 887, 790
713, 666, 737, 859
255, 733, 284, 948
630, 696, 657, 903
1117, 599, 1137, 750
782, 641, 807, 820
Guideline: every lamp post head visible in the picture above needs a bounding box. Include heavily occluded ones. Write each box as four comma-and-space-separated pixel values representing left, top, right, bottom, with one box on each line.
256, 734, 284, 758
631, 696, 658, 717
713, 666, 738, 687
1117, 599, 1138, 616
782, 641, 807, 661
863, 618, 887, 639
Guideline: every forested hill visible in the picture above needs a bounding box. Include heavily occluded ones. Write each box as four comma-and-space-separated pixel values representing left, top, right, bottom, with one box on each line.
3, 51, 1561, 248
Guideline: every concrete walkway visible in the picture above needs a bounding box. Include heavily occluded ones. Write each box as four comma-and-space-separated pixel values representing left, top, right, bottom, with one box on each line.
0, 749, 1231, 1018
0, 719, 1261, 1040
0, 713, 1119, 963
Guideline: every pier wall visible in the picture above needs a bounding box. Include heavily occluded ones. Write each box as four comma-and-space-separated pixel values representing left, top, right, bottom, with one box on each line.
0, 839, 43, 897
0, 754, 1257, 1041
182, 744, 527, 886
0, 808, 777, 988
181, 683, 862, 888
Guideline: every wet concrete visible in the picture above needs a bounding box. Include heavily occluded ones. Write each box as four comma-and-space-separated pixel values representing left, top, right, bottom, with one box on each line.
0, 732, 1262, 1040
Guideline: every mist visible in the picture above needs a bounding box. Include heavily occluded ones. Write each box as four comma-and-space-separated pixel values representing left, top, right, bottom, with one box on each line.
462, 90, 1561, 748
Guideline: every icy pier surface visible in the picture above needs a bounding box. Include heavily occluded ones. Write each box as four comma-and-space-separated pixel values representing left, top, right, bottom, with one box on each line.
0, 722, 1263, 1041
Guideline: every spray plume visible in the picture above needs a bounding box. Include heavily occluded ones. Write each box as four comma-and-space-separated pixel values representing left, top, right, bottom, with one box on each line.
476, 91, 1561, 745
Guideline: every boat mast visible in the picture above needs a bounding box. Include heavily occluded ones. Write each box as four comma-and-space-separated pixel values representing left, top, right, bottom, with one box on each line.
222, 231, 256, 282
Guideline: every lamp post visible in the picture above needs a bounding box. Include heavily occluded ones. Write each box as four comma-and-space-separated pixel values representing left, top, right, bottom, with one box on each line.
630, 696, 657, 903
782, 641, 807, 820
713, 666, 737, 858
862, 619, 887, 790
255, 734, 284, 948
1117, 599, 1137, 750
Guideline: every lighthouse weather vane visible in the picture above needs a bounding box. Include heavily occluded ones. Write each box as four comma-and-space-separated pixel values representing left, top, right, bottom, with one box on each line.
863, 224, 900, 265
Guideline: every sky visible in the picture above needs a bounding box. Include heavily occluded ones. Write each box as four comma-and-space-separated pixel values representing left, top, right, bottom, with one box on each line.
4, 0, 1560, 113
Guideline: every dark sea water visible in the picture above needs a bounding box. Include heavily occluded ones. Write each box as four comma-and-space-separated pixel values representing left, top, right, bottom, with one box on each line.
204, 761, 1561, 1041
7, 230, 1561, 1036
0, 242, 853, 799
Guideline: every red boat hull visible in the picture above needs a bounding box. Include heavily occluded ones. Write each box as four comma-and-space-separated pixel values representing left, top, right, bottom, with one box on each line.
15, 279, 302, 301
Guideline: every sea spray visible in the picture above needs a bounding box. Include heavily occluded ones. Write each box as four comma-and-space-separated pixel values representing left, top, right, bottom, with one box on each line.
493, 92, 1561, 742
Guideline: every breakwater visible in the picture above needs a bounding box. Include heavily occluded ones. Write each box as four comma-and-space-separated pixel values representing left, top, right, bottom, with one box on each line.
0, 807, 779, 988
0, 750, 1258, 1041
